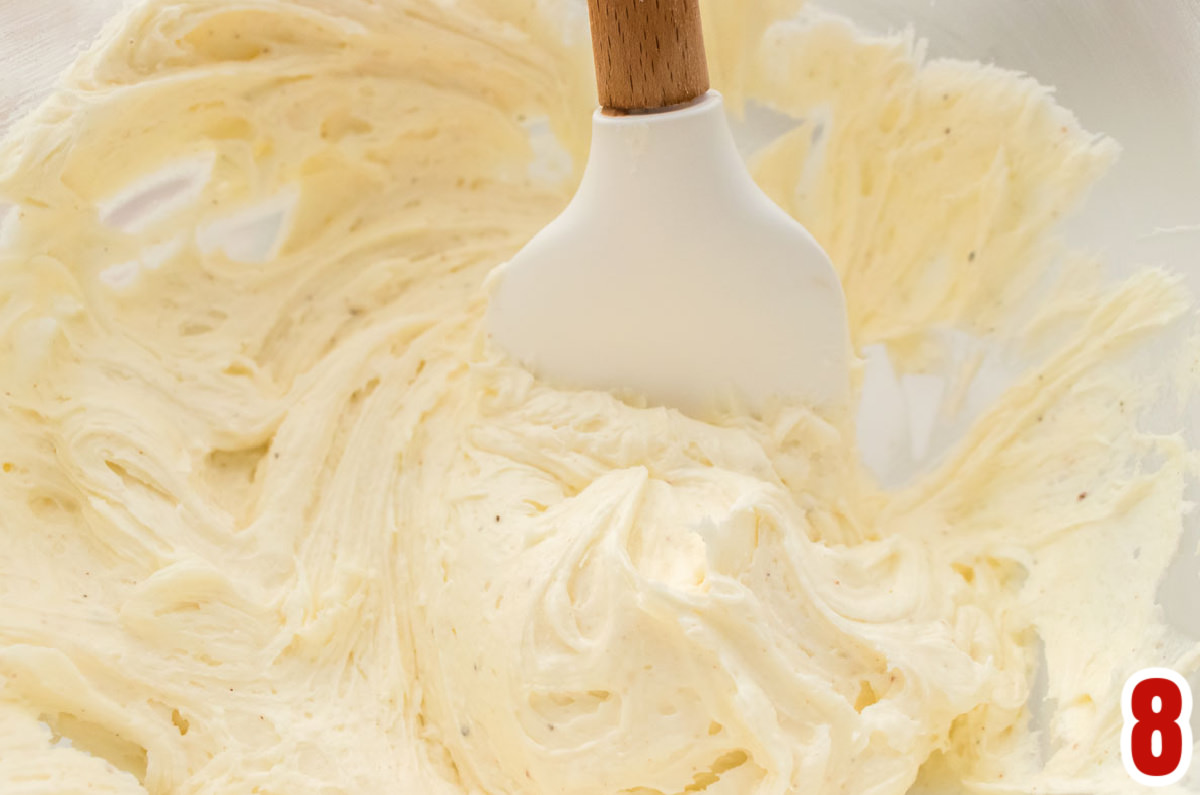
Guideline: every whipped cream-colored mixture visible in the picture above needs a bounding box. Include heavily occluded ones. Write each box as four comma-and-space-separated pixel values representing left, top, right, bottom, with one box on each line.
0, 1, 1197, 793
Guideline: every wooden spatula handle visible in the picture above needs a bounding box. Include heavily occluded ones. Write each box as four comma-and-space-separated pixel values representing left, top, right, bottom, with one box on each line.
587, 0, 710, 113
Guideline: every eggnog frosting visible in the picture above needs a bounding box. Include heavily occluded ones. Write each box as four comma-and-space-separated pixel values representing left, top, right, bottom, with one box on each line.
0, 1, 1197, 793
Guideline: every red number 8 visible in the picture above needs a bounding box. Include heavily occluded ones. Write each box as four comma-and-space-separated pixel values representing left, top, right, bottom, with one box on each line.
1122, 668, 1193, 787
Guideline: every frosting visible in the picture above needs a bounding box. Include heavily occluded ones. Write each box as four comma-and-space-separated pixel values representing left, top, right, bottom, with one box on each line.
0, 1, 1196, 793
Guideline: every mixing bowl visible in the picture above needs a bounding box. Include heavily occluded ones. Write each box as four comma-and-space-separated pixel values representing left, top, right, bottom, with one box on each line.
2, 0, 1198, 782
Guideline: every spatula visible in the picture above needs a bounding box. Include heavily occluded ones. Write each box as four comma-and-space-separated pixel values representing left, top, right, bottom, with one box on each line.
487, 0, 850, 414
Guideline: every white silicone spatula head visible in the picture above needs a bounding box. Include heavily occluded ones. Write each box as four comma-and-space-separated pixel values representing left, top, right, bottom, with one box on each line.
487, 0, 850, 413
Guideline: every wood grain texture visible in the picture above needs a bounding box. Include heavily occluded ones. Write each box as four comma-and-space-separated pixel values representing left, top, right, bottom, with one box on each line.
587, 0, 710, 112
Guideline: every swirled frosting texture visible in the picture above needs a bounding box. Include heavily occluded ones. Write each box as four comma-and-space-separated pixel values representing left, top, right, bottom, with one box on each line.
0, 2, 1196, 794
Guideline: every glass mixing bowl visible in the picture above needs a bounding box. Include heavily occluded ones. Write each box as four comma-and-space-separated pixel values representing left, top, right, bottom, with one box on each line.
3, 0, 1198, 773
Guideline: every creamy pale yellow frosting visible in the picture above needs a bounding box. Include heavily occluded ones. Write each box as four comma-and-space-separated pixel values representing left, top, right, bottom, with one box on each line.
0, 1, 1197, 793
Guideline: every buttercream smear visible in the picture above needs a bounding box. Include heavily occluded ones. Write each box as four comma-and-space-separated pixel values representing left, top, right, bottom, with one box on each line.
0, 1, 1196, 793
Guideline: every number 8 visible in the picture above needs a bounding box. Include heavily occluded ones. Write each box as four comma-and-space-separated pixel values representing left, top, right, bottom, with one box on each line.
1122, 668, 1193, 787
